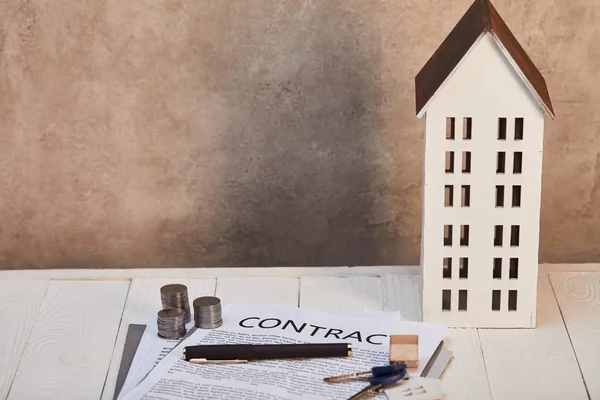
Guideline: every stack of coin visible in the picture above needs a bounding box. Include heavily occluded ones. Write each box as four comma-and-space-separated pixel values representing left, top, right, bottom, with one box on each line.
193, 296, 223, 329
157, 308, 187, 339
160, 284, 191, 324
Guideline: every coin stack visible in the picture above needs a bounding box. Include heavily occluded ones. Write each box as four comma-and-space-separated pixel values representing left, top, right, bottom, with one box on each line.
160, 284, 191, 324
157, 308, 187, 339
193, 296, 223, 329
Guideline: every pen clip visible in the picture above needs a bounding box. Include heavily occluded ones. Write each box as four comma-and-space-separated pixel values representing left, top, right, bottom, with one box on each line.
188, 358, 248, 364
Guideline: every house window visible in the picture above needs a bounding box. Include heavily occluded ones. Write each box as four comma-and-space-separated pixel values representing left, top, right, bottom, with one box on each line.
463, 117, 472, 140
461, 185, 471, 207
494, 225, 503, 246
497, 152, 506, 173
458, 290, 468, 311
444, 225, 453, 246
495, 185, 505, 207
509, 258, 519, 279
446, 117, 455, 140
492, 290, 501, 311
459, 258, 468, 279
445, 152, 455, 173
462, 151, 471, 173
445, 185, 454, 207
513, 152, 523, 174
493, 258, 502, 279
443, 257, 452, 279
508, 290, 518, 311
460, 225, 470, 246
498, 118, 507, 140
514, 118, 524, 140
510, 225, 520, 247
442, 290, 451, 311
512, 185, 521, 207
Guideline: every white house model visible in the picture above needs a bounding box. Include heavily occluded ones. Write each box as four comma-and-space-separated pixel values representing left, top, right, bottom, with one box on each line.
416, 0, 554, 328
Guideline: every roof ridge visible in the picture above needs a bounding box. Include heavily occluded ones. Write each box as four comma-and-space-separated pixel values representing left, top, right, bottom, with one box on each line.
414, 0, 554, 118
481, 0, 492, 30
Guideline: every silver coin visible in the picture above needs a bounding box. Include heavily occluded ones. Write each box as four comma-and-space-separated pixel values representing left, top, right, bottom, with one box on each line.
197, 320, 223, 329
160, 284, 188, 295
160, 284, 191, 324
157, 308, 187, 339
193, 296, 221, 307
158, 308, 184, 318
192, 296, 223, 329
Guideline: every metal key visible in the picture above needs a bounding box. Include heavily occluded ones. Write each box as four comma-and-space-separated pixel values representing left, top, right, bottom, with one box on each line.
324, 362, 407, 382
347, 372, 407, 400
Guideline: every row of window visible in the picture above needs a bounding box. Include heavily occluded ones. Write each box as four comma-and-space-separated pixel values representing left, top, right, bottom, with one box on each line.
445, 151, 471, 173
445, 117, 524, 141
441, 289, 518, 312
495, 185, 521, 207
445, 184, 521, 208
494, 258, 519, 279
497, 151, 522, 174
498, 118, 524, 141
446, 117, 472, 140
444, 185, 471, 207
442, 257, 518, 280
443, 224, 520, 247
494, 225, 520, 247
442, 257, 519, 279
442, 289, 469, 311
442, 257, 469, 279
445, 151, 523, 174
443, 225, 470, 246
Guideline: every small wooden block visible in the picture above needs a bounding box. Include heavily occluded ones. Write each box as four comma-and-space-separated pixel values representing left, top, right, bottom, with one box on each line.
390, 335, 418, 368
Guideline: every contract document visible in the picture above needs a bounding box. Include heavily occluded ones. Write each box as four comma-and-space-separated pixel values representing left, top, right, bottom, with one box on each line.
116, 310, 403, 399
117, 323, 182, 399
120, 303, 446, 400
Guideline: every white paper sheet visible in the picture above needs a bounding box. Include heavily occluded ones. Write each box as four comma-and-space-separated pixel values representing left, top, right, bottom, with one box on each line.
120, 303, 446, 400
118, 320, 195, 399
117, 310, 403, 398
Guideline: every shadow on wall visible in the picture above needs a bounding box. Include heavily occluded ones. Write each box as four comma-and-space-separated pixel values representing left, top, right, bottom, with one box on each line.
168, 2, 396, 267
0, 1, 420, 269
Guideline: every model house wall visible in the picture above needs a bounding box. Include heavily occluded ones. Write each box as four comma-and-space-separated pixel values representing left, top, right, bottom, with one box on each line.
419, 32, 545, 328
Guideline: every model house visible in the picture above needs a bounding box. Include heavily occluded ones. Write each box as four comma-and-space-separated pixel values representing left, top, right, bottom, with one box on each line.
416, 0, 554, 328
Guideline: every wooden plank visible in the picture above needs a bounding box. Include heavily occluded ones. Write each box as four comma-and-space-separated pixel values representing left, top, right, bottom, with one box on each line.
100, 278, 216, 400
382, 274, 492, 399
440, 329, 492, 400
0, 279, 49, 399
215, 277, 299, 307
478, 273, 588, 400
8, 280, 129, 400
381, 274, 422, 321
0, 266, 418, 280
299, 276, 382, 312
551, 273, 600, 400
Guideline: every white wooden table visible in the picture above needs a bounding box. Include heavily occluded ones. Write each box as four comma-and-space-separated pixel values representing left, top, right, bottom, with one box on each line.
0, 264, 598, 400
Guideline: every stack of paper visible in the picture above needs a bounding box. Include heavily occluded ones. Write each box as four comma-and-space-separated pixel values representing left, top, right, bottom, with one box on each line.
115, 303, 447, 400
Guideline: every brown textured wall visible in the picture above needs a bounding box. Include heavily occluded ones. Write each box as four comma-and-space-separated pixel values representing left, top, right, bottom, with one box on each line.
0, 0, 597, 269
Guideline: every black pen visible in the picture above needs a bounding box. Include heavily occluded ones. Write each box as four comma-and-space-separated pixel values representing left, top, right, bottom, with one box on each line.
183, 343, 352, 364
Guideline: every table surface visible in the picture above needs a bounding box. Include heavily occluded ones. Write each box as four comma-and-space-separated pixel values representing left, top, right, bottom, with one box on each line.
0, 264, 598, 400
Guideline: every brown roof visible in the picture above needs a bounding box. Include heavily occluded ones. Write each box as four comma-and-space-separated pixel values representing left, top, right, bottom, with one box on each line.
415, 0, 554, 118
